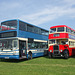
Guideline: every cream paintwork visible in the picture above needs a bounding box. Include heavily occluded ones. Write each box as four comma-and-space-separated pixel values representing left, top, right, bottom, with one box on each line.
48, 39, 68, 48
34, 39, 47, 42
69, 39, 75, 48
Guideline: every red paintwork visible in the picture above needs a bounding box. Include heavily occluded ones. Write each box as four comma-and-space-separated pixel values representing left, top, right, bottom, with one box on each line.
49, 25, 75, 57
49, 44, 75, 56
49, 44, 69, 53
50, 25, 75, 31
48, 33, 69, 39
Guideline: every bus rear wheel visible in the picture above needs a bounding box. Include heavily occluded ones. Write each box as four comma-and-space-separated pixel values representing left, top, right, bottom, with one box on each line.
64, 50, 69, 59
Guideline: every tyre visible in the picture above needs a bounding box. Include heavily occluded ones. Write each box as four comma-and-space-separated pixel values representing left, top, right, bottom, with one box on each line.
30, 54, 32, 59
49, 53, 52, 58
64, 50, 69, 59
28, 51, 32, 59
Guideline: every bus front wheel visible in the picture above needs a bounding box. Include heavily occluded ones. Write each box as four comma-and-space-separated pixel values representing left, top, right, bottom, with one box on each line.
64, 50, 69, 59
49, 53, 52, 58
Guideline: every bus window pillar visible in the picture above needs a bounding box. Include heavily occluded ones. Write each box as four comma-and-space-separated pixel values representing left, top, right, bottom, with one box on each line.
1, 25, 2, 31
26, 41, 28, 50
64, 27, 66, 32
56, 28, 57, 32
55, 40, 57, 44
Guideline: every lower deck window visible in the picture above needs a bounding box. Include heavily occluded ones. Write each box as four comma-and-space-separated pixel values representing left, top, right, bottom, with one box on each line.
69, 41, 75, 46
49, 40, 55, 44
0, 39, 18, 50
28, 42, 48, 49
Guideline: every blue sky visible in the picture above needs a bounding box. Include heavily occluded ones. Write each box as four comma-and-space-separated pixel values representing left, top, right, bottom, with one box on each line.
0, 0, 75, 30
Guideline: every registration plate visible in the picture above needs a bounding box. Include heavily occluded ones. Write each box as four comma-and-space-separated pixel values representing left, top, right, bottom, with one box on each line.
5, 57, 9, 59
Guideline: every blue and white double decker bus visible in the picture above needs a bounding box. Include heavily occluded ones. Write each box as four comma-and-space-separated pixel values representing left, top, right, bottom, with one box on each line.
0, 19, 48, 59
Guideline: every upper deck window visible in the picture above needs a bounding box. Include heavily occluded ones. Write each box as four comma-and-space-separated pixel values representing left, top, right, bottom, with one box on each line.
66, 27, 70, 32
41, 29, 45, 35
27, 24, 33, 32
66, 27, 75, 35
19, 21, 27, 31
50, 28, 56, 33
57, 27, 64, 32
1, 20, 17, 31
34, 27, 39, 34
41, 29, 48, 36
45, 31, 49, 36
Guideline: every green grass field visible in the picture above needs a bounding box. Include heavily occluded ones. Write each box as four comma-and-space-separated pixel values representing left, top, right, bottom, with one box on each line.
0, 56, 75, 75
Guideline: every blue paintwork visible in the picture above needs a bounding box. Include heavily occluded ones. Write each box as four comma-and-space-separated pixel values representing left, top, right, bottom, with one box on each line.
0, 19, 48, 59
1, 19, 48, 31
1, 19, 18, 24
18, 30, 48, 40
17, 19, 19, 37
0, 19, 48, 40
0, 29, 17, 33
27, 52, 44, 59
0, 55, 19, 59
18, 19, 48, 31
0, 52, 44, 59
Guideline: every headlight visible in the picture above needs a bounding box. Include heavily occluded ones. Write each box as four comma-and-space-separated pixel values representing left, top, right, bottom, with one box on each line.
50, 50, 52, 52
13, 51, 16, 55
60, 49, 63, 52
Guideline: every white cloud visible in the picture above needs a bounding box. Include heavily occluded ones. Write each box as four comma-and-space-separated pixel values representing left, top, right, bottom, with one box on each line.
0, 0, 75, 26
19, 4, 75, 25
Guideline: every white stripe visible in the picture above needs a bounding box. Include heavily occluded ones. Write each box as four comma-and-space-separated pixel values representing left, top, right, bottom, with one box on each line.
34, 39, 47, 42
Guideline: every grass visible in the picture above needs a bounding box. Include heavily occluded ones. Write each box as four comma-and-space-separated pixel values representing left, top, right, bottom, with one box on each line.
0, 56, 75, 75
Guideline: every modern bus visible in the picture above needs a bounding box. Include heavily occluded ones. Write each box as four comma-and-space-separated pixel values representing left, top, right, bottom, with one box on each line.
0, 19, 48, 59
48, 25, 75, 59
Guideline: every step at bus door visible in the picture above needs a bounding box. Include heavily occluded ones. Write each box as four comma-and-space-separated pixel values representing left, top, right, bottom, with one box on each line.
19, 40, 27, 59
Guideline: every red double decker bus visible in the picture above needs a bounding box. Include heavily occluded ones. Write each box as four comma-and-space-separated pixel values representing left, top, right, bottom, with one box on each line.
48, 25, 75, 59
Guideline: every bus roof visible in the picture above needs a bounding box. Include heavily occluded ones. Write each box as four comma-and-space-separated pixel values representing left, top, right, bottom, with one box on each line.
50, 25, 75, 31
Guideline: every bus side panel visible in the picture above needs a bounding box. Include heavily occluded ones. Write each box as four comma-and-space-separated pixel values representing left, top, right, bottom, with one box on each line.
18, 30, 48, 41
26, 49, 45, 59
27, 52, 44, 58
48, 33, 68, 39
69, 48, 75, 56
32, 52, 44, 57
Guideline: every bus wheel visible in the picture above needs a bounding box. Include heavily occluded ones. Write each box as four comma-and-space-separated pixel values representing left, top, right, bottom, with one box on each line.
28, 51, 32, 60
64, 50, 69, 59
49, 53, 52, 58
30, 54, 32, 59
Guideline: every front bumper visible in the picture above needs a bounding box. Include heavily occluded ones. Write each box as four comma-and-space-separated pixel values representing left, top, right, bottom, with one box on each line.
0, 55, 19, 59
50, 52, 64, 57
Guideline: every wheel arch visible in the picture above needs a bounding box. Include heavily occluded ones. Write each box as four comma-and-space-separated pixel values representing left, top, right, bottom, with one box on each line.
63, 49, 69, 55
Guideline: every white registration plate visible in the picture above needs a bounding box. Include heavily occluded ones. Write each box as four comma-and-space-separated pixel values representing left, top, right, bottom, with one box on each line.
5, 57, 9, 59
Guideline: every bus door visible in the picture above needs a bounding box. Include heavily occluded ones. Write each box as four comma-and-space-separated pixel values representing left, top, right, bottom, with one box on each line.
19, 40, 27, 58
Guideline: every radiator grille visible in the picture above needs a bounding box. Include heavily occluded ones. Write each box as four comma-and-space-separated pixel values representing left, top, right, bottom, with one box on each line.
53, 45, 59, 50
53, 45, 59, 55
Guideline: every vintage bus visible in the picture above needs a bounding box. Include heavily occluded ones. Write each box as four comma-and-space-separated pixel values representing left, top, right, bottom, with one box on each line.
0, 19, 48, 59
48, 25, 75, 59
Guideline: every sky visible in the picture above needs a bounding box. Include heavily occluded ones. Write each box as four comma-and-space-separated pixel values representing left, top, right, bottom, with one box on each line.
0, 0, 75, 30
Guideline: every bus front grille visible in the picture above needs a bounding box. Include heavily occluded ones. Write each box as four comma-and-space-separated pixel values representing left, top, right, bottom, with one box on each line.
53, 45, 59, 51
53, 45, 59, 55
54, 51, 59, 54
